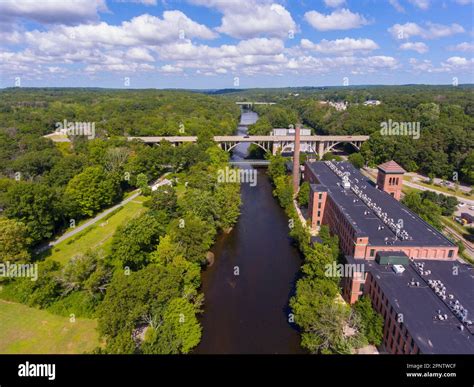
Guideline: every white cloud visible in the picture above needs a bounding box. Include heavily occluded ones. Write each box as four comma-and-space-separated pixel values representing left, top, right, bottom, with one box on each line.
304, 8, 368, 31
0, 0, 107, 25
408, 0, 431, 9
22, 11, 217, 55
216, 4, 296, 38
448, 42, 474, 52
126, 47, 155, 62
160, 64, 183, 73
453, 0, 472, 4
409, 56, 474, 73
389, 0, 405, 12
119, 0, 158, 5
301, 37, 378, 54
187, 0, 296, 39
324, 0, 346, 7
389, 22, 465, 39
442, 56, 473, 68
400, 41, 429, 53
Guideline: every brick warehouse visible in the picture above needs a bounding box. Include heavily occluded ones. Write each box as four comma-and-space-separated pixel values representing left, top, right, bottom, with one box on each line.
302, 160, 474, 354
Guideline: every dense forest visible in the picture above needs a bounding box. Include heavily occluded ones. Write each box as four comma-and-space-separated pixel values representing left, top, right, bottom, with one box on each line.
241, 85, 474, 184
0, 89, 242, 353
0, 88, 240, 137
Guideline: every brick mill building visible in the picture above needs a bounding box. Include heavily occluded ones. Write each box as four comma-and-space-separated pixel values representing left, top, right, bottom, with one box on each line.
302, 160, 474, 354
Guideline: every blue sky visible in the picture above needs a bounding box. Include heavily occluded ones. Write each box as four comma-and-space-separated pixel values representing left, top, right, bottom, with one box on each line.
0, 0, 473, 88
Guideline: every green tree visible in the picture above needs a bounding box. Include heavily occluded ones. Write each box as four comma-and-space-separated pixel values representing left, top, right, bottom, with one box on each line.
169, 214, 216, 264
3, 182, 61, 244
297, 181, 310, 207
142, 298, 201, 354
273, 175, 293, 208
402, 192, 443, 230
110, 212, 169, 270
0, 218, 31, 262
348, 153, 365, 169
65, 166, 121, 218
214, 182, 241, 230
267, 152, 287, 182
147, 185, 178, 216
353, 296, 384, 345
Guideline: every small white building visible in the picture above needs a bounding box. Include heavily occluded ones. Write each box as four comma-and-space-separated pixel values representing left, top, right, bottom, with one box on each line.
363, 100, 381, 106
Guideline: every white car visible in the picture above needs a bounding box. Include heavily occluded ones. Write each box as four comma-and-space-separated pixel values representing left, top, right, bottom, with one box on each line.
458, 202, 466, 207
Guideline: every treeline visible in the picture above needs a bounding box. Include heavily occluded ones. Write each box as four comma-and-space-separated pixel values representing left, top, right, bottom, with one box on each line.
0, 89, 243, 353
0, 136, 216, 247
0, 88, 240, 137
233, 85, 474, 184
401, 191, 458, 231
0, 89, 241, 248
267, 153, 383, 353
0, 144, 242, 354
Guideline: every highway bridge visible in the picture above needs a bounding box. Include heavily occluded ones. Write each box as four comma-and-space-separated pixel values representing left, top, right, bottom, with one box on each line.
127, 134, 370, 156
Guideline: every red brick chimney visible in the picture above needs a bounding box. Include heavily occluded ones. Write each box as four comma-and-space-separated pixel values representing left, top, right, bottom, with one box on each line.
292, 125, 301, 194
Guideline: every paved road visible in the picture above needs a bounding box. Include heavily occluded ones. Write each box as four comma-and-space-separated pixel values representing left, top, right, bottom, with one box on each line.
35, 174, 170, 254
35, 189, 141, 254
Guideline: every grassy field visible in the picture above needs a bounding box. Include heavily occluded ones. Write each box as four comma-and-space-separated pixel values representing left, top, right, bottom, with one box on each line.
404, 176, 472, 198
45, 195, 147, 264
0, 300, 100, 354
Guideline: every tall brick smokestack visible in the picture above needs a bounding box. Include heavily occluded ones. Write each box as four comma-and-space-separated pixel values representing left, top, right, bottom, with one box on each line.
292, 124, 301, 195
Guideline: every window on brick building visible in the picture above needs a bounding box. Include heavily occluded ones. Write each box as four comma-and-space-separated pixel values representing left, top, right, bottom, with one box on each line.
448, 250, 454, 258
370, 249, 375, 257
318, 193, 322, 200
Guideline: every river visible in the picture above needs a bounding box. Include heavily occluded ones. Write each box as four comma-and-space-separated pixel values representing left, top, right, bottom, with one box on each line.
194, 110, 304, 354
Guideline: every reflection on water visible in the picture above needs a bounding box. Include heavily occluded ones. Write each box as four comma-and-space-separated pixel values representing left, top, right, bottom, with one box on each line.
194, 110, 304, 354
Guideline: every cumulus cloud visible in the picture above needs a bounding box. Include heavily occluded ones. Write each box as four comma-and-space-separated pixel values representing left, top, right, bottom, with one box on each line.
22, 11, 217, 55
409, 56, 473, 73
187, 0, 296, 39
216, 4, 296, 39
300, 37, 378, 54
304, 8, 368, 31
0, 0, 107, 25
399, 41, 429, 53
448, 42, 474, 52
388, 22, 465, 39
442, 56, 474, 70
126, 47, 155, 62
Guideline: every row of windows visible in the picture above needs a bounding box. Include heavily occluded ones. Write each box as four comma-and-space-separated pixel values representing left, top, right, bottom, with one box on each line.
368, 274, 418, 354
388, 177, 400, 186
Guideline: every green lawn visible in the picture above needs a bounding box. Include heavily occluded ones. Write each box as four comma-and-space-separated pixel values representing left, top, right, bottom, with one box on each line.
46, 196, 147, 264
404, 176, 472, 198
0, 300, 100, 354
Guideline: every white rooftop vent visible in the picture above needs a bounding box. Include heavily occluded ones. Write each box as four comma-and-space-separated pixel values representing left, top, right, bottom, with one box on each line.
392, 265, 405, 274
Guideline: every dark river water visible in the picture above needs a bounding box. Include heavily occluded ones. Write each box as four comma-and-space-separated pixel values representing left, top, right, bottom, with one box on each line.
195, 111, 304, 354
